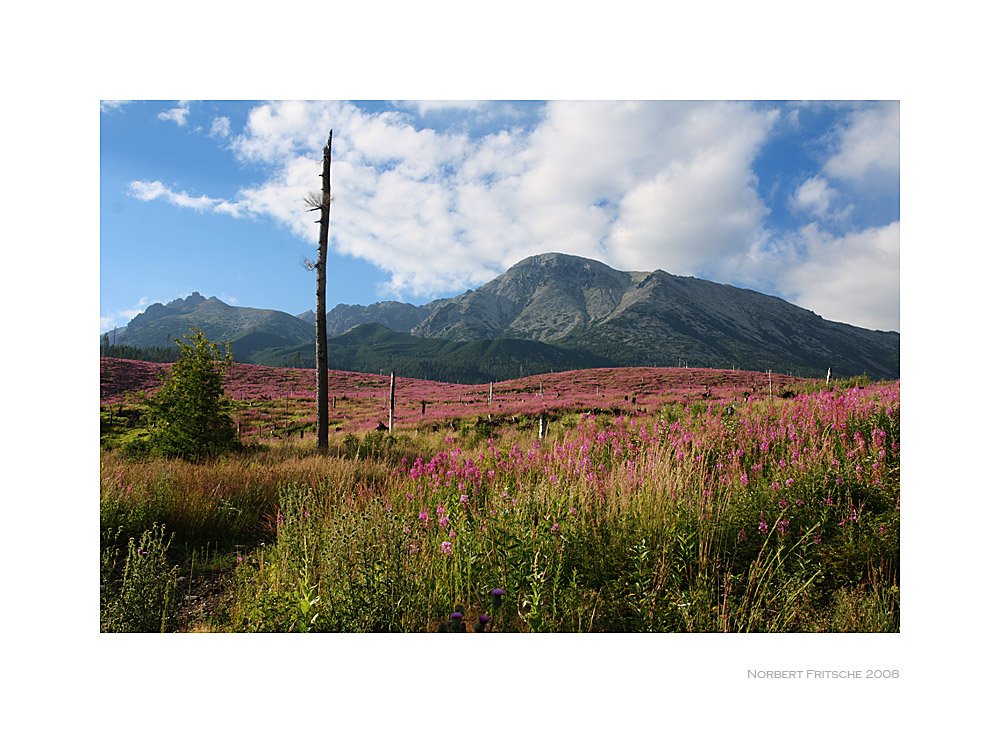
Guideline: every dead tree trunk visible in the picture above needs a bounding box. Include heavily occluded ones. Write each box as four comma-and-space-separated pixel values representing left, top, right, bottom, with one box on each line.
313, 130, 333, 451
389, 371, 396, 432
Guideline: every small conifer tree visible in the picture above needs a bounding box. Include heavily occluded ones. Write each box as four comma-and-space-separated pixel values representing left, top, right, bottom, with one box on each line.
146, 326, 236, 459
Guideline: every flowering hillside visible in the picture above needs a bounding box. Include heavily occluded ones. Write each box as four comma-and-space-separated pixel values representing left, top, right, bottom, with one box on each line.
102, 357, 813, 436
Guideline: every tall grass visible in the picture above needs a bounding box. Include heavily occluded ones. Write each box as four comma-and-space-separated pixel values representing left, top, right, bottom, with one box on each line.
102, 382, 900, 632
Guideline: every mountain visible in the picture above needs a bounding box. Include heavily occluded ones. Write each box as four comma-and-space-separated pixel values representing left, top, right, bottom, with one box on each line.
327, 253, 899, 378
102, 254, 900, 379
106, 292, 314, 362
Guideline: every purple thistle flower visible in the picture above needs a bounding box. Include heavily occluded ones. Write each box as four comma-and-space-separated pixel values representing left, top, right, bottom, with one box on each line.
491, 588, 506, 609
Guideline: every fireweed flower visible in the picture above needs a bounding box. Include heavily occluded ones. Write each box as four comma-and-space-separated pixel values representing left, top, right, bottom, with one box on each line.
441, 541, 453, 555
758, 513, 769, 534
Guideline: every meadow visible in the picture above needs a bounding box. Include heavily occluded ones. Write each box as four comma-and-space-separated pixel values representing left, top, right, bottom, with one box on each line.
100, 358, 899, 633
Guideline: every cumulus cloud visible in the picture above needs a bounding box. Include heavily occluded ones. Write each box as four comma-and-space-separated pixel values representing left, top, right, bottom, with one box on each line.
755, 222, 900, 331
789, 176, 853, 222
128, 100, 898, 329
157, 101, 190, 127
824, 101, 899, 182
229, 100, 778, 296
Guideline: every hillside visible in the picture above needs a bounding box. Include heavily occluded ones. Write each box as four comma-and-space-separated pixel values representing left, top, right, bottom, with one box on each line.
253, 323, 616, 383
109, 292, 315, 362
102, 254, 899, 379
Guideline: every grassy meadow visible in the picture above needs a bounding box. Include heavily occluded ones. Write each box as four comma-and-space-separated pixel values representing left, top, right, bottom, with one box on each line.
100, 359, 899, 633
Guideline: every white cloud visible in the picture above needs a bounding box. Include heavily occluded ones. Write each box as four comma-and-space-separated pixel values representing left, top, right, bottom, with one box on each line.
149, 101, 782, 296
401, 100, 485, 116
756, 222, 900, 332
209, 116, 231, 138
129, 100, 897, 331
157, 101, 190, 127
789, 175, 853, 222
128, 180, 235, 213
101, 297, 149, 332
101, 100, 131, 113
824, 101, 899, 182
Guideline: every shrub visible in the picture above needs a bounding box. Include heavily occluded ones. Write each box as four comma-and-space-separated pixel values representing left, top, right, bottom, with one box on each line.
146, 326, 237, 460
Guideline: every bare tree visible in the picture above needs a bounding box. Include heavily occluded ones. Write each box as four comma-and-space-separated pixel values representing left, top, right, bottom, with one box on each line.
305, 130, 333, 450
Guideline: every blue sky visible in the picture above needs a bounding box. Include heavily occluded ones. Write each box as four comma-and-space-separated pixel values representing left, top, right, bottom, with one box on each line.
101, 100, 899, 333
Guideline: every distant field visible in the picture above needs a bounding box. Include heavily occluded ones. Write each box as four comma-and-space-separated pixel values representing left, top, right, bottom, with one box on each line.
101, 357, 812, 435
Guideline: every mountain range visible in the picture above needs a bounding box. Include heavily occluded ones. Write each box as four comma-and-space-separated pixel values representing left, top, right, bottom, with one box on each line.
102, 253, 900, 381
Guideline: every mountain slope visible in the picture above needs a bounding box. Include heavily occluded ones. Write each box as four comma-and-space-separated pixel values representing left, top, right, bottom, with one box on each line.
406, 253, 899, 378
252, 323, 616, 383
102, 254, 899, 379
411, 253, 636, 342
110, 292, 314, 362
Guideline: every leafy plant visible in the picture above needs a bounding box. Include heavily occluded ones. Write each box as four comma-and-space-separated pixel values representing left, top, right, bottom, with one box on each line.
101, 524, 179, 632
145, 326, 237, 460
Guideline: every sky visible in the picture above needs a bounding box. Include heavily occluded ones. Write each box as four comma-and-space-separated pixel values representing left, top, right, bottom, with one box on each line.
100, 99, 900, 334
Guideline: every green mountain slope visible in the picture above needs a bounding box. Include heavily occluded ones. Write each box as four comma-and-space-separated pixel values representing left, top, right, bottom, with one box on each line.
252, 323, 616, 383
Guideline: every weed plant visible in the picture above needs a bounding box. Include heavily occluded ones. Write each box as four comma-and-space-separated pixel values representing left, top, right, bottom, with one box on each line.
101, 524, 179, 632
